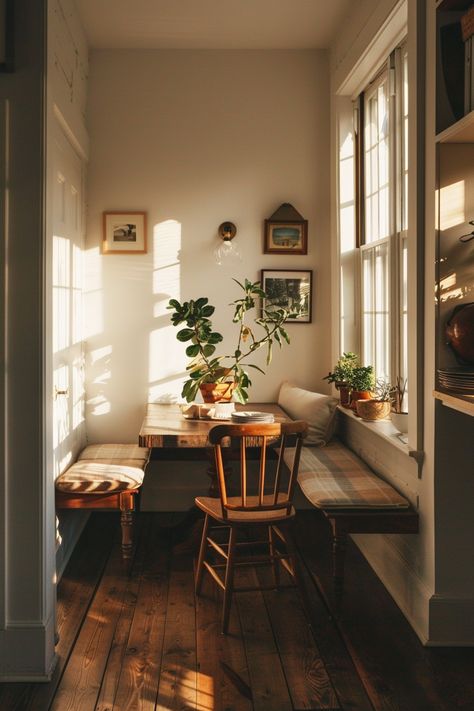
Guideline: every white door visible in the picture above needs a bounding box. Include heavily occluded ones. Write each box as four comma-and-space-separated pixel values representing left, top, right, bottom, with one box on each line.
51, 125, 85, 477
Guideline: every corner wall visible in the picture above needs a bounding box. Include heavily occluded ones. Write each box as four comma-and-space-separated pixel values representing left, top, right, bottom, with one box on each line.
85, 49, 332, 443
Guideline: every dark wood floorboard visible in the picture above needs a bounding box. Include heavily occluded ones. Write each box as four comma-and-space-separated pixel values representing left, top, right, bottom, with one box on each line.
0, 510, 473, 710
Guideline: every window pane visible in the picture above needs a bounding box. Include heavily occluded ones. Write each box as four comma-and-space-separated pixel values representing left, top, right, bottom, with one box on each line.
361, 242, 390, 381
364, 77, 389, 244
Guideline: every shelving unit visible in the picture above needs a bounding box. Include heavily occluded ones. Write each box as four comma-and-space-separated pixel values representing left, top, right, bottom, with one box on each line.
435, 1, 474, 417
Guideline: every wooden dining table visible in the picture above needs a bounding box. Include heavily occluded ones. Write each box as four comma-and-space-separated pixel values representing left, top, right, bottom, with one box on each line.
138, 402, 289, 449
138, 401, 290, 496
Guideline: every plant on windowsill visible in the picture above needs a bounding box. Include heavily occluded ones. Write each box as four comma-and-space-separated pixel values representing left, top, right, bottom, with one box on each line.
349, 365, 375, 412
390, 376, 408, 433
323, 352, 359, 406
168, 278, 299, 404
356, 378, 393, 421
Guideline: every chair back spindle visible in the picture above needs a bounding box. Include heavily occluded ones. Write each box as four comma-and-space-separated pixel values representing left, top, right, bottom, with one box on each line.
209, 421, 308, 519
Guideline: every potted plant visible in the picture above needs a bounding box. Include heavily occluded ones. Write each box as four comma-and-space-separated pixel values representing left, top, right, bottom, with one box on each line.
349, 365, 375, 411
168, 278, 298, 404
323, 352, 358, 406
356, 378, 393, 421
390, 376, 408, 433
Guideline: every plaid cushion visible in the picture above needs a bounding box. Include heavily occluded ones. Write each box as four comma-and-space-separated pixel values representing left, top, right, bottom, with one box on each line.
284, 441, 409, 509
55, 460, 145, 494
78, 444, 150, 461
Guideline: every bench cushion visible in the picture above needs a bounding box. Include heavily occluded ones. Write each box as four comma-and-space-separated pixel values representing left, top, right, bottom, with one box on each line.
278, 382, 338, 446
78, 444, 149, 460
56, 460, 145, 494
285, 441, 410, 509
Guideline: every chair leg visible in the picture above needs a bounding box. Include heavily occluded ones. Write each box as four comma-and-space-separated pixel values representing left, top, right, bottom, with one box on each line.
195, 513, 210, 595
269, 525, 280, 589
222, 526, 237, 634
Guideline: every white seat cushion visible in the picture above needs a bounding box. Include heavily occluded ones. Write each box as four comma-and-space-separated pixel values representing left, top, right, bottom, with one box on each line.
55, 460, 145, 494
78, 444, 150, 461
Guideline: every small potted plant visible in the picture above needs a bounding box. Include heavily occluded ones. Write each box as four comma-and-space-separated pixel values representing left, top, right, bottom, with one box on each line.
356, 378, 393, 421
349, 365, 375, 411
390, 376, 408, 433
168, 278, 298, 404
323, 352, 358, 406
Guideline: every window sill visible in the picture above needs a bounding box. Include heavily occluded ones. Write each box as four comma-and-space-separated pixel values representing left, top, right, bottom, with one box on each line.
336, 406, 423, 470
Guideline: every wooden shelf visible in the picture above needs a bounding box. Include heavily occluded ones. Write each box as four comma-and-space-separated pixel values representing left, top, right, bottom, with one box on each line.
433, 390, 474, 416
436, 110, 474, 143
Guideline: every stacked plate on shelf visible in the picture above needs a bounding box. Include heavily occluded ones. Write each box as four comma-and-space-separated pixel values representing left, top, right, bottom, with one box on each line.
231, 411, 275, 423
438, 367, 474, 393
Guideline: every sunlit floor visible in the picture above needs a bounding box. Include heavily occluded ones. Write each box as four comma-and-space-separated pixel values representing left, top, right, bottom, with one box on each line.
0, 511, 473, 711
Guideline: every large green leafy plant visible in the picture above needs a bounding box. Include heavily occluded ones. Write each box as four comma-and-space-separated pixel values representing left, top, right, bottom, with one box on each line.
168, 278, 297, 403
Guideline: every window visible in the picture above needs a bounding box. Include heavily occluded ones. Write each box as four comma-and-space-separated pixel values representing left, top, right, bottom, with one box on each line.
357, 43, 408, 407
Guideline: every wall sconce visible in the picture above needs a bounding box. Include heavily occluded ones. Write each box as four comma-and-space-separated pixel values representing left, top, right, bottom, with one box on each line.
214, 221, 242, 266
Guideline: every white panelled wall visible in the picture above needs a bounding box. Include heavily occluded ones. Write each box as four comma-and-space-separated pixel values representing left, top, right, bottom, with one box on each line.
84, 49, 333, 444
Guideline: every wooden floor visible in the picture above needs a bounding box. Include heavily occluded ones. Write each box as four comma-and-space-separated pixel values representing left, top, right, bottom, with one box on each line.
1, 510, 473, 711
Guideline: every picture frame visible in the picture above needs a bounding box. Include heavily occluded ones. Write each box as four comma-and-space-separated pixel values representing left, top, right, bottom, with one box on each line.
102, 211, 147, 254
261, 269, 313, 323
264, 203, 308, 255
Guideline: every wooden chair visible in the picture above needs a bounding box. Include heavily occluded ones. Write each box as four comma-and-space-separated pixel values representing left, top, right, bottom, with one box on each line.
195, 420, 308, 633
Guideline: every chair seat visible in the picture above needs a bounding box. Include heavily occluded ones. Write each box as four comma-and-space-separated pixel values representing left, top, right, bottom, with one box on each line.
78, 444, 149, 460
195, 494, 295, 524
55, 460, 145, 494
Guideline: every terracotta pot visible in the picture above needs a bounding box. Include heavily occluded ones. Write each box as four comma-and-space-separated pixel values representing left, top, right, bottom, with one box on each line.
199, 382, 235, 403
350, 390, 372, 412
336, 382, 351, 407
356, 399, 391, 421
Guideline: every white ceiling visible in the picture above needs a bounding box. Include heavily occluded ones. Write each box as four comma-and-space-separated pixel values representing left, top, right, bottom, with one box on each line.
75, 0, 352, 50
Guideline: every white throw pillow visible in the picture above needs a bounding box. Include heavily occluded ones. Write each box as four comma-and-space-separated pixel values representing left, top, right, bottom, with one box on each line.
278, 381, 338, 446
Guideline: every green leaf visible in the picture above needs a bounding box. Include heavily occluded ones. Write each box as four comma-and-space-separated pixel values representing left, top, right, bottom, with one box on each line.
279, 327, 290, 344
176, 328, 194, 342
208, 332, 223, 344
246, 364, 265, 374
202, 344, 216, 357
201, 305, 215, 317
185, 344, 200, 357
194, 297, 209, 309
167, 298, 181, 310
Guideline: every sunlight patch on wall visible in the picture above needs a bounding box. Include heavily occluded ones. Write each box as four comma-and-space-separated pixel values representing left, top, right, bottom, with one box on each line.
439, 180, 465, 231
83, 246, 104, 338
339, 133, 355, 254
53, 235, 70, 354
86, 394, 111, 417
149, 220, 186, 402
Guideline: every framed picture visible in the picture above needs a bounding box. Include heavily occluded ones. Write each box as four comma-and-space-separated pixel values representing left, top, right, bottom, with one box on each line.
102, 212, 147, 254
261, 269, 312, 323
264, 203, 308, 255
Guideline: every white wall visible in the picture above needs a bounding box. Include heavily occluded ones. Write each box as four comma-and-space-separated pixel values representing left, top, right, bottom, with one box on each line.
85, 49, 332, 443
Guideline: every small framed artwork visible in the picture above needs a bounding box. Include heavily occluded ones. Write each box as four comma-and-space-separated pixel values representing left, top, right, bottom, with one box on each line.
261, 269, 312, 323
264, 203, 308, 255
102, 211, 147, 254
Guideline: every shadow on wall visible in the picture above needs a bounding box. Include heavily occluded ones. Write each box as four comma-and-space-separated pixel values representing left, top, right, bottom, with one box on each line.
83, 220, 186, 443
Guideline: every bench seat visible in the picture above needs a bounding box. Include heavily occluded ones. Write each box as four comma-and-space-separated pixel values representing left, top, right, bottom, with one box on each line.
55, 444, 150, 558
284, 439, 419, 606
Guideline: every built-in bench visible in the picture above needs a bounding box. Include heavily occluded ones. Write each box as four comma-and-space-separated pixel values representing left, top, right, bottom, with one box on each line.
55, 444, 150, 558
284, 439, 419, 606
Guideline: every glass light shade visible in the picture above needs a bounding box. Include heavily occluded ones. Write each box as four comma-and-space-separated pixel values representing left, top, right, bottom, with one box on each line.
214, 237, 242, 266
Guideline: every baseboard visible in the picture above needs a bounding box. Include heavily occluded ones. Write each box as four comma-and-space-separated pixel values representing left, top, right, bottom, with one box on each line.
352, 533, 431, 644
427, 595, 474, 646
0, 614, 57, 681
